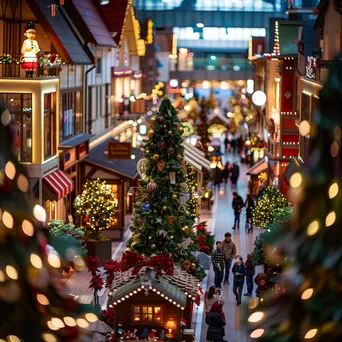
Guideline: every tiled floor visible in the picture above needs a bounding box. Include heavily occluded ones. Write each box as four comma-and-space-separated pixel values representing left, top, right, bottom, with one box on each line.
194, 153, 262, 342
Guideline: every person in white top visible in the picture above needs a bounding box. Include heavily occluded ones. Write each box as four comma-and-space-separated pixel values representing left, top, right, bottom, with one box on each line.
21, 22, 40, 77
204, 286, 225, 315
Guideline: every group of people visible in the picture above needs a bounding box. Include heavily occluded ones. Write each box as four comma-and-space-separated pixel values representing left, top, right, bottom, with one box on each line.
232, 191, 254, 232
205, 233, 261, 342
214, 162, 240, 190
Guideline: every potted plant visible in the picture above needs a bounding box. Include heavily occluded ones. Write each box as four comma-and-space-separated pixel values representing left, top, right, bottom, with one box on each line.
74, 179, 117, 264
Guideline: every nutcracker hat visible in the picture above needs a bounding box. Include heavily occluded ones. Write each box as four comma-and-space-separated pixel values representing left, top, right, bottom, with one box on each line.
24, 22, 36, 35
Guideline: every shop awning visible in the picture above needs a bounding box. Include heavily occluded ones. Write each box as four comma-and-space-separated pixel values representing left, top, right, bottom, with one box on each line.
284, 155, 304, 182
246, 158, 268, 176
65, 0, 116, 47
28, 0, 92, 64
183, 142, 211, 171
59, 133, 94, 149
43, 170, 74, 201
85, 139, 142, 180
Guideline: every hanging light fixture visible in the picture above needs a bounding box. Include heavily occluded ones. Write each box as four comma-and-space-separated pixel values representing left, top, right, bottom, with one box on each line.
100, 0, 110, 5
169, 171, 176, 185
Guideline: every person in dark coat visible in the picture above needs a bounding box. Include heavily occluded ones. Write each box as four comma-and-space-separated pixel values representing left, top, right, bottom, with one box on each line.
232, 191, 244, 230
244, 254, 255, 296
205, 303, 226, 342
214, 166, 222, 190
244, 194, 254, 233
230, 163, 240, 186
221, 162, 231, 185
232, 255, 247, 306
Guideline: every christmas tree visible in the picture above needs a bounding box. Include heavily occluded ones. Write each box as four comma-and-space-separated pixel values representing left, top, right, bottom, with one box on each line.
247, 56, 342, 341
252, 186, 290, 229
127, 98, 205, 280
185, 162, 200, 220
74, 179, 117, 240
0, 103, 93, 341
207, 88, 216, 110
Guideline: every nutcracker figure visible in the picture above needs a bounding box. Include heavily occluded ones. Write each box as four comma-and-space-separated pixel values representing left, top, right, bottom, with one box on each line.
21, 22, 40, 77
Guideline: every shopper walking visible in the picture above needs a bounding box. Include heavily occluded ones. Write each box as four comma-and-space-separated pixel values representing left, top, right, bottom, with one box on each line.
244, 254, 255, 297
232, 256, 247, 306
221, 162, 231, 185
205, 303, 226, 342
204, 286, 225, 315
214, 166, 222, 190
222, 232, 236, 285
230, 163, 240, 186
232, 191, 244, 230
211, 241, 225, 289
244, 194, 255, 233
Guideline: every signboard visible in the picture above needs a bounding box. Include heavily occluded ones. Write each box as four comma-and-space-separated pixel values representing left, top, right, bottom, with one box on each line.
107, 142, 132, 160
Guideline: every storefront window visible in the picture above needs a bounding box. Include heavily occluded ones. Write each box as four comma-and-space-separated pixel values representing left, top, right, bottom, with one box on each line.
60, 90, 83, 140
133, 305, 163, 323
45, 200, 57, 221
44, 92, 57, 159
105, 184, 120, 226
0, 93, 32, 162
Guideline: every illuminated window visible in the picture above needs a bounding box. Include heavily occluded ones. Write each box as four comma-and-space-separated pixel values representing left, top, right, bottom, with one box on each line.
132, 305, 163, 323
105, 184, 120, 227
45, 200, 57, 221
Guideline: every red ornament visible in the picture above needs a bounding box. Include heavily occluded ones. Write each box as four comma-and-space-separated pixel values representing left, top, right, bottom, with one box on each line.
157, 141, 166, 149
147, 180, 157, 193
157, 161, 165, 171
167, 216, 176, 224
159, 116, 165, 123
167, 147, 175, 154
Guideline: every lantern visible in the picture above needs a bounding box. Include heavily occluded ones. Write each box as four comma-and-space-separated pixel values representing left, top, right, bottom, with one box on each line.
169, 171, 176, 185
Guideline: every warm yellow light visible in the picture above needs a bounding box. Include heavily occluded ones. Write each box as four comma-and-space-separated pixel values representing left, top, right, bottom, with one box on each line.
301, 288, 314, 300
85, 313, 98, 322
48, 253, 61, 268
307, 220, 319, 236
0, 270, 5, 282
290, 172, 302, 188
33, 205, 46, 222
5, 161, 16, 180
248, 311, 264, 323
245, 140, 251, 146
304, 329, 318, 339
63, 317, 77, 327
208, 146, 214, 152
210, 162, 216, 169
47, 321, 59, 331
7, 336, 20, 342
41, 333, 57, 342
328, 182, 339, 199
325, 211, 336, 227
22, 220, 35, 236
37, 294, 50, 305
30, 254, 43, 269
51, 318, 64, 329
6, 265, 18, 280
250, 329, 265, 338
299, 120, 310, 136
76, 318, 89, 328
17, 174, 29, 192
330, 141, 339, 158
2, 211, 14, 229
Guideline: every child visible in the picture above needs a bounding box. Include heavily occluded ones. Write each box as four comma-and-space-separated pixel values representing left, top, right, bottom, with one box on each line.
232, 255, 247, 306
204, 286, 225, 315
244, 254, 255, 296
254, 272, 269, 298
211, 241, 225, 289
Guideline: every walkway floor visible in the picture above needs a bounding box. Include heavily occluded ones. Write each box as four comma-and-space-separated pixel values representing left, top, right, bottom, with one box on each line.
194, 153, 262, 342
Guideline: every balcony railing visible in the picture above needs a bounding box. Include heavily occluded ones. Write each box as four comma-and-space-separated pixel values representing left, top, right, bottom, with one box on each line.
172, 58, 253, 72
0, 52, 62, 78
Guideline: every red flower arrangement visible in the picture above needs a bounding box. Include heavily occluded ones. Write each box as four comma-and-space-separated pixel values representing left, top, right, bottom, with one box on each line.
195, 222, 214, 255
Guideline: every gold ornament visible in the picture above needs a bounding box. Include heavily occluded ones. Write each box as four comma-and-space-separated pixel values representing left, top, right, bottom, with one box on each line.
153, 154, 160, 160
151, 244, 156, 249
148, 129, 155, 137
150, 116, 156, 123
191, 263, 196, 270
172, 194, 177, 199
162, 206, 167, 212
176, 155, 182, 161
178, 244, 183, 249
168, 130, 173, 136
178, 126, 184, 133
182, 225, 190, 234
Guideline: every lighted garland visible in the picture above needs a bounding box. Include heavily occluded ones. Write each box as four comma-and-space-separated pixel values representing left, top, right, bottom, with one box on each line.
185, 162, 200, 220
252, 186, 290, 229
74, 179, 117, 239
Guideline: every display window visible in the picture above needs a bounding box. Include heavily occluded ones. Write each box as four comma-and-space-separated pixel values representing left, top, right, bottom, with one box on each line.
132, 305, 163, 323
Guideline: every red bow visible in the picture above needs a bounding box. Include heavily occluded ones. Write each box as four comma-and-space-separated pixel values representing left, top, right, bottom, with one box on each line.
121, 251, 174, 276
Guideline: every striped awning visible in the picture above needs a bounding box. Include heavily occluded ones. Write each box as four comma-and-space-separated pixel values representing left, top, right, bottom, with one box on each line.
43, 170, 74, 200
246, 158, 268, 176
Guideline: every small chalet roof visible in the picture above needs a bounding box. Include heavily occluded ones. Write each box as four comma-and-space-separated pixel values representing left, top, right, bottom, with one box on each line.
28, 0, 92, 64
65, 0, 116, 47
246, 158, 268, 176
207, 111, 230, 126
110, 266, 199, 304
183, 142, 211, 172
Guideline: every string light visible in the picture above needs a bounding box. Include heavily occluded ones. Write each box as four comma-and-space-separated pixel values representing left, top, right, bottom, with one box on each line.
328, 182, 338, 199
307, 220, 319, 236
290, 172, 302, 188
5, 161, 16, 179
17, 174, 29, 192
37, 294, 50, 305
304, 329, 318, 339
248, 311, 264, 323
30, 254, 43, 269
63, 317, 77, 327
2, 211, 14, 229
76, 318, 89, 328
51, 318, 64, 329
6, 265, 18, 280
250, 329, 265, 338
301, 288, 314, 300
325, 211, 336, 227
33, 205, 46, 222
22, 220, 34, 236
85, 313, 98, 322
41, 333, 57, 342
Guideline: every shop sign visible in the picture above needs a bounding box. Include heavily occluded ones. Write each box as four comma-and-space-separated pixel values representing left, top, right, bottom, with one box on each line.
107, 142, 132, 160
112, 67, 133, 78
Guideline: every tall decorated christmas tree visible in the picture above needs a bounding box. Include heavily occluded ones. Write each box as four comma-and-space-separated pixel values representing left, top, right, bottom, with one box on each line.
127, 98, 205, 280
247, 57, 342, 341
0, 103, 93, 341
